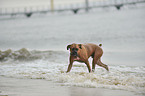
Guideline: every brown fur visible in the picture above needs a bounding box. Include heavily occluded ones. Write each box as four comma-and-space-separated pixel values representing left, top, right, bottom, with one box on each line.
66, 43, 109, 73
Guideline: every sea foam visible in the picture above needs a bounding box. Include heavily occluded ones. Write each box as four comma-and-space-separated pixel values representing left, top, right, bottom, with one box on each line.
0, 49, 145, 95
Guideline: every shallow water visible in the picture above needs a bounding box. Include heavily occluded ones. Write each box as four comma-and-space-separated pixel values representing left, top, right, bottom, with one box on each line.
0, 5, 145, 95
0, 49, 145, 95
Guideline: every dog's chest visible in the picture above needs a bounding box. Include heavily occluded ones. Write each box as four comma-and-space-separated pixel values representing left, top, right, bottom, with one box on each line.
73, 57, 84, 63
74, 57, 80, 61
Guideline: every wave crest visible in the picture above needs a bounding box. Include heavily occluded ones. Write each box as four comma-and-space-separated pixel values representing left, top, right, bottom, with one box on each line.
0, 48, 68, 62
0, 48, 31, 61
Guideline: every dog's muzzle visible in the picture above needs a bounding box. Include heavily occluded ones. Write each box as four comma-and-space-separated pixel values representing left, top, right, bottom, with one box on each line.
70, 52, 78, 57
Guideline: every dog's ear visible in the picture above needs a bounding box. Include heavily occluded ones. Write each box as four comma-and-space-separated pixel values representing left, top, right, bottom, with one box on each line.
67, 45, 71, 50
79, 44, 82, 49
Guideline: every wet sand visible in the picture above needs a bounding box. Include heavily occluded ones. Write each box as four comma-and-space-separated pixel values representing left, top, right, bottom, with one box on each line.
0, 76, 139, 96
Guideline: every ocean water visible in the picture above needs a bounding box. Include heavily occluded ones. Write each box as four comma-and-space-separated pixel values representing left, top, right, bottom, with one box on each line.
0, 4, 145, 96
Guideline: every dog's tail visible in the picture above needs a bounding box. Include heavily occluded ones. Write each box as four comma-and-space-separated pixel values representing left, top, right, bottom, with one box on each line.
99, 44, 102, 47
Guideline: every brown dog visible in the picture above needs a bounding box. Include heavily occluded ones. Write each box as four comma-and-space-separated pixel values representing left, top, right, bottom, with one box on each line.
66, 43, 109, 73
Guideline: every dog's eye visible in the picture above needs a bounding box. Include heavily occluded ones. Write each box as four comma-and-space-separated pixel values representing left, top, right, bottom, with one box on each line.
72, 48, 78, 51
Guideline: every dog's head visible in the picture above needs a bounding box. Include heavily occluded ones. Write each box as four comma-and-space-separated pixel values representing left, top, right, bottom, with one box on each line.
67, 43, 82, 57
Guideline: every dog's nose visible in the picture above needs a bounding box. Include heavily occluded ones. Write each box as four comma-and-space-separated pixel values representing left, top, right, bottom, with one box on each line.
71, 52, 78, 56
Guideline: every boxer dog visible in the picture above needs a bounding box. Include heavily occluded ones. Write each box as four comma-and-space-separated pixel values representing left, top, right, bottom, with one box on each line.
66, 43, 109, 73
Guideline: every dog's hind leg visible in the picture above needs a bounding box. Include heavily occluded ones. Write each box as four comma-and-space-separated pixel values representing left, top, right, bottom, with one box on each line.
92, 59, 97, 72
97, 59, 109, 71
92, 49, 109, 72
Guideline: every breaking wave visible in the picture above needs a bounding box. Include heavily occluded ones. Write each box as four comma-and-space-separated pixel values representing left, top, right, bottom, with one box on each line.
0, 48, 68, 62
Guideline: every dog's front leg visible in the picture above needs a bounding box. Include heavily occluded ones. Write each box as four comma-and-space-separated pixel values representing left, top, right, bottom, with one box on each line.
66, 63, 73, 73
66, 56, 74, 73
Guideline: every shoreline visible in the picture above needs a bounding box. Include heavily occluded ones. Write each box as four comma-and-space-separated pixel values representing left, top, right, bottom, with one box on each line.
0, 76, 140, 96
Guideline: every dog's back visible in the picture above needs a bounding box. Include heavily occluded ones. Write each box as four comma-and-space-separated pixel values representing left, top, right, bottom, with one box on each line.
83, 43, 103, 58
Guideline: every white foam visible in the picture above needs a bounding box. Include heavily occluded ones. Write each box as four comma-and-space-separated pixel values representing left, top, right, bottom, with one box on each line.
0, 60, 144, 95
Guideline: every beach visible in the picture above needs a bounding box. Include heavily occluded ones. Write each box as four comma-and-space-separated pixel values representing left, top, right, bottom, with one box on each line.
0, 76, 139, 96
0, 2, 145, 96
